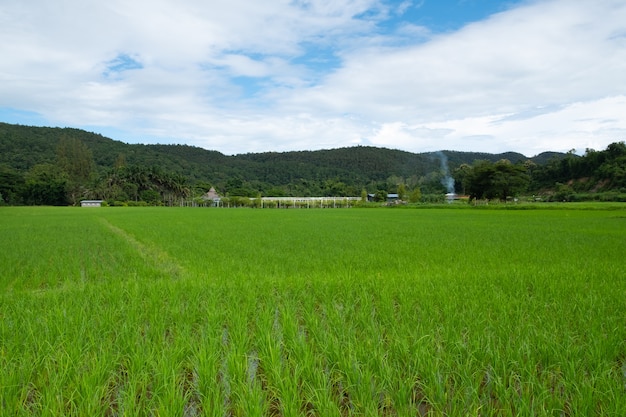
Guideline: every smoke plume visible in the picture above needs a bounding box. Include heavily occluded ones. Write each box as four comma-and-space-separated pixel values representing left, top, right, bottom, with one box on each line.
436, 151, 455, 194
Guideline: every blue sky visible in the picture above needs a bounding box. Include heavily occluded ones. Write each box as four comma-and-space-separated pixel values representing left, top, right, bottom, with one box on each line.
1, 0, 625, 156
388, 0, 514, 32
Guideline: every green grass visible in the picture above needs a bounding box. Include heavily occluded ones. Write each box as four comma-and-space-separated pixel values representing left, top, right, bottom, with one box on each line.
1, 205, 625, 416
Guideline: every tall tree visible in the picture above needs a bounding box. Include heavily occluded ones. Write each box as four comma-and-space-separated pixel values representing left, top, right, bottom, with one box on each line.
397, 183, 407, 200
466, 160, 529, 201
56, 136, 95, 182
492, 159, 530, 201
56, 136, 96, 204
453, 163, 472, 195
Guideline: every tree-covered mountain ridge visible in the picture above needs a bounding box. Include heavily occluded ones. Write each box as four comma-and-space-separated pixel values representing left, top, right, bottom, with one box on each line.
0, 121, 557, 180
1, 122, 624, 205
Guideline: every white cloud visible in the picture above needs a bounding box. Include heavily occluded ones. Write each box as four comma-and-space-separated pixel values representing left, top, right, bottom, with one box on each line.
389, 96, 626, 156
1, 0, 626, 156
291, 0, 626, 120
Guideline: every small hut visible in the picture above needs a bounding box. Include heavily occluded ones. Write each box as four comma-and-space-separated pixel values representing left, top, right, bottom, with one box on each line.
202, 187, 221, 206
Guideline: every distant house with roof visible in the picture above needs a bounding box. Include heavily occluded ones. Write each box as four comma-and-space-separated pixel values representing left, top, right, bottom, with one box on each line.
202, 187, 221, 206
367, 193, 400, 202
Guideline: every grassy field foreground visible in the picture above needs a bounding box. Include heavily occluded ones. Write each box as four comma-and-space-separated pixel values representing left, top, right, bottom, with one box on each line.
1, 206, 625, 416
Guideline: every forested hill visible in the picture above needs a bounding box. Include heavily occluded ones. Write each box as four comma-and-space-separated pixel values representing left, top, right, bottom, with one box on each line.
5, 121, 624, 205
0, 123, 227, 177
0, 121, 549, 181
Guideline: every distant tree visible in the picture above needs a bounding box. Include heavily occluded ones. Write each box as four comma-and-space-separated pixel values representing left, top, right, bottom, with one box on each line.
23, 164, 68, 205
523, 160, 538, 189
56, 136, 96, 205
373, 190, 387, 202
56, 136, 95, 182
420, 171, 447, 194
386, 175, 404, 193
491, 159, 530, 200
140, 189, 161, 205
466, 160, 495, 200
596, 142, 626, 189
397, 183, 407, 201
466, 159, 529, 201
453, 163, 472, 195
0, 166, 25, 205
408, 187, 422, 203
322, 179, 348, 196
606, 141, 626, 159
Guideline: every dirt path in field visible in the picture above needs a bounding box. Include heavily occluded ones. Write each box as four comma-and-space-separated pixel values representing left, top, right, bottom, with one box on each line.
98, 217, 186, 279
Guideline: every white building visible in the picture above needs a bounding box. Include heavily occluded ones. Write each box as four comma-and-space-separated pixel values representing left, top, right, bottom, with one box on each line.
80, 200, 104, 207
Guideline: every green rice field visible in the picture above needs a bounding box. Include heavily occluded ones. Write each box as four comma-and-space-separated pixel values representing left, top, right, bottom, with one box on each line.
1, 205, 625, 416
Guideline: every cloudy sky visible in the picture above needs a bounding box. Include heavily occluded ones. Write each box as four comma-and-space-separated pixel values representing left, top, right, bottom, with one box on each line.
1, 0, 625, 156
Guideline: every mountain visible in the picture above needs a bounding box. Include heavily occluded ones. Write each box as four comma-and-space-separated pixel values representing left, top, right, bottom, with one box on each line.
0, 122, 576, 201
0, 122, 554, 175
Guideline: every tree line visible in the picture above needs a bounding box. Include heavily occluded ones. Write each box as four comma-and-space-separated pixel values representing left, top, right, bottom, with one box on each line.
0, 136, 191, 206
1, 123, 624, 205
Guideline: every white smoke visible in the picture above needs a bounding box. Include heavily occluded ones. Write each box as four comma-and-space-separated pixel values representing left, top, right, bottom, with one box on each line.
435, 151, 455, 194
